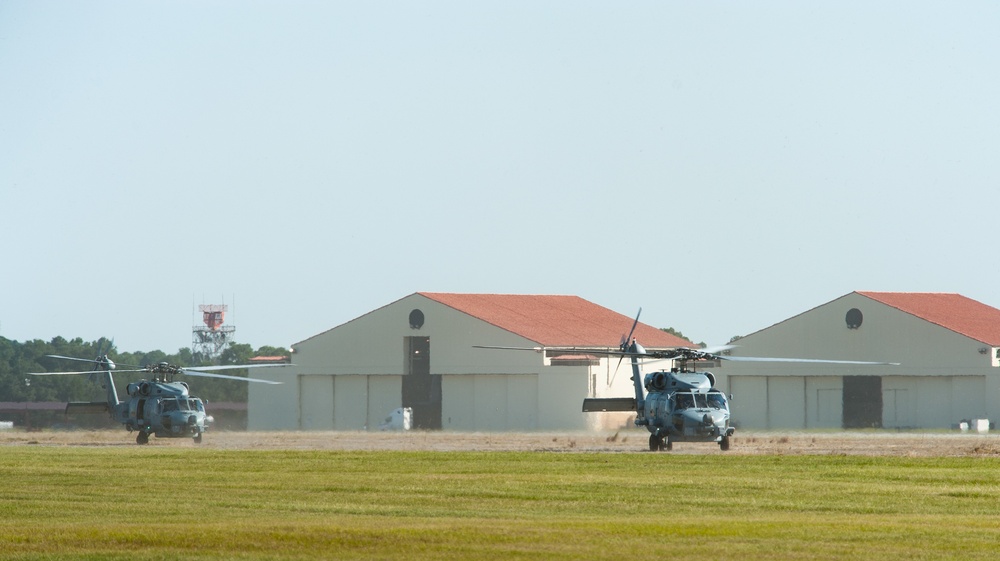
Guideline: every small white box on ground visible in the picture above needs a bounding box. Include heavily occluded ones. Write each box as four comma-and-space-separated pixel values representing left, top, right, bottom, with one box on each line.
379, 407, 412, 431
973, 419, 990, 433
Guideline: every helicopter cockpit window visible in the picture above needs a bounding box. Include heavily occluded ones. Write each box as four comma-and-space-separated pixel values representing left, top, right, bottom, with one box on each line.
707, 392, 727, 409
159, 399, 198, 412
675, 393, 695, 410
676, 393, 722, 410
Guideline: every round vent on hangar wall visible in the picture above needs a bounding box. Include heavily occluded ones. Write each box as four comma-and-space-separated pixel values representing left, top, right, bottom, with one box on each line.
846, 308, 863, 329
409, 309, 425, 329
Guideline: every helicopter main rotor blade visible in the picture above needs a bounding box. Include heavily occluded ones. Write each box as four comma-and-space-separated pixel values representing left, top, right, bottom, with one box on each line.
474, 345, 646, 357
699, 344, 737, 355
180, 369, 283, 384
719, 356, 900, 366
29, 368, 150, 376
472, 345, 544, 352
45, 355, 104, 364
29, 370, 100, 376
45, 354, 145, 369
177, 363, 292, 372
474, 344, 899, 366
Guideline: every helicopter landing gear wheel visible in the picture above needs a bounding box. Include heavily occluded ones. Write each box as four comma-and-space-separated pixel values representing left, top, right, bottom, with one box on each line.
649, 434, 661, 451
193, 433, 203, 444
664, 437, 672, 451
136, 431, 149, 445
720, 435, 731, 451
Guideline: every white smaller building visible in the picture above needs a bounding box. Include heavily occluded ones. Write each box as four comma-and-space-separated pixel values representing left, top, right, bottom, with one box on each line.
249, 293, 691, 431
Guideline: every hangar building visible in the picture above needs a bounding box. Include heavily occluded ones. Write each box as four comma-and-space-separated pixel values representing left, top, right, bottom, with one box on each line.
248, 293, 692, 431
713, 291, 1000, 430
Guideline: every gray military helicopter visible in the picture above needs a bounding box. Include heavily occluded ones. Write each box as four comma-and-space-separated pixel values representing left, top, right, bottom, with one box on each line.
30, 342, 285, 444
481, 309, 897, 451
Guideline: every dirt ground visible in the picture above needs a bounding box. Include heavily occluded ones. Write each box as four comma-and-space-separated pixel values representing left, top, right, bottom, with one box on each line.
3, 428, 1000, 456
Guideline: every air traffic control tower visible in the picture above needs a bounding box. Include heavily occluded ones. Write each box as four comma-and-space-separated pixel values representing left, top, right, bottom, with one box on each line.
193, 304, 235, 358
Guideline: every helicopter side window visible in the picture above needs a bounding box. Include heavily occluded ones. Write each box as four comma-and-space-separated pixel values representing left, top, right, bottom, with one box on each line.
675, 393, 694, 410
161, 399, 178, 412
192, 399, 205, 413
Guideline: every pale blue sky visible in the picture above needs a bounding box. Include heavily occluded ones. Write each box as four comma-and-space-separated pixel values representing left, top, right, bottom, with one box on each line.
2, 1, 998, 352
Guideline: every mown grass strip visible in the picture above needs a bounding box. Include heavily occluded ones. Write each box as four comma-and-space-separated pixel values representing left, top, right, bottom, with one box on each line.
0, 448, 998, 560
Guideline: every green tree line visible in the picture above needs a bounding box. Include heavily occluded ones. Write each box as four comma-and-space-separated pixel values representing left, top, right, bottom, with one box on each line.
0, 336, 289, 403
660, 327, 706, 348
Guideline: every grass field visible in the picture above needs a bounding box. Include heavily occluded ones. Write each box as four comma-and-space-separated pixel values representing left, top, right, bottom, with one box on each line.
1, 445, 999, 560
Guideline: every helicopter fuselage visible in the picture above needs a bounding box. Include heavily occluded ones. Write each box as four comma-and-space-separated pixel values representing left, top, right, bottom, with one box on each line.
34, 354, 286, 445
114, 380, 213, 443
570, 308, 894, 451
639, 370, 734, 451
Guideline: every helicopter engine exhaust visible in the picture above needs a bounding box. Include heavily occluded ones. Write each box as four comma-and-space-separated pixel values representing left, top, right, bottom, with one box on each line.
646, 372, 668, 392
126, 382, 152, 397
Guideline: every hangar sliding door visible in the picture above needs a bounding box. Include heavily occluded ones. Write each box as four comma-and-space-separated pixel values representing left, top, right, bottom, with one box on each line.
729, 377, 767, 429
731, 376, 812, 429
403, 336, 441, 429
299, 375, 334, 430
768, 377, 805, 429
813, 388, 842, 428
506, 375, 538, 430
882, 387, 910, 428
440, 374, 539, 431
367, 376, 402, 430
843, 376, 882, 429
333, 376, 367, 430
808, 377, 842, 429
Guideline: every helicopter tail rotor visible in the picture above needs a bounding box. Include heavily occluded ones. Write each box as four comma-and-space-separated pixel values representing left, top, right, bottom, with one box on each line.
622, 308, 641, 351
47, 338, 117, 378
89, 337, 116, 382
610, 308, 642, 384
33, 338, 122, 407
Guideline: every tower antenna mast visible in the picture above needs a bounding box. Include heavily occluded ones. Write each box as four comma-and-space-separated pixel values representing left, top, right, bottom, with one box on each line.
192, 304, 235, 358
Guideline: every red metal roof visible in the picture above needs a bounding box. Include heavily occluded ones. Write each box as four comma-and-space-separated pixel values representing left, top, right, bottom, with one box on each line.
419, 293, 693, 348
858, 292, 1000, 346
249, 356, 290, 364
